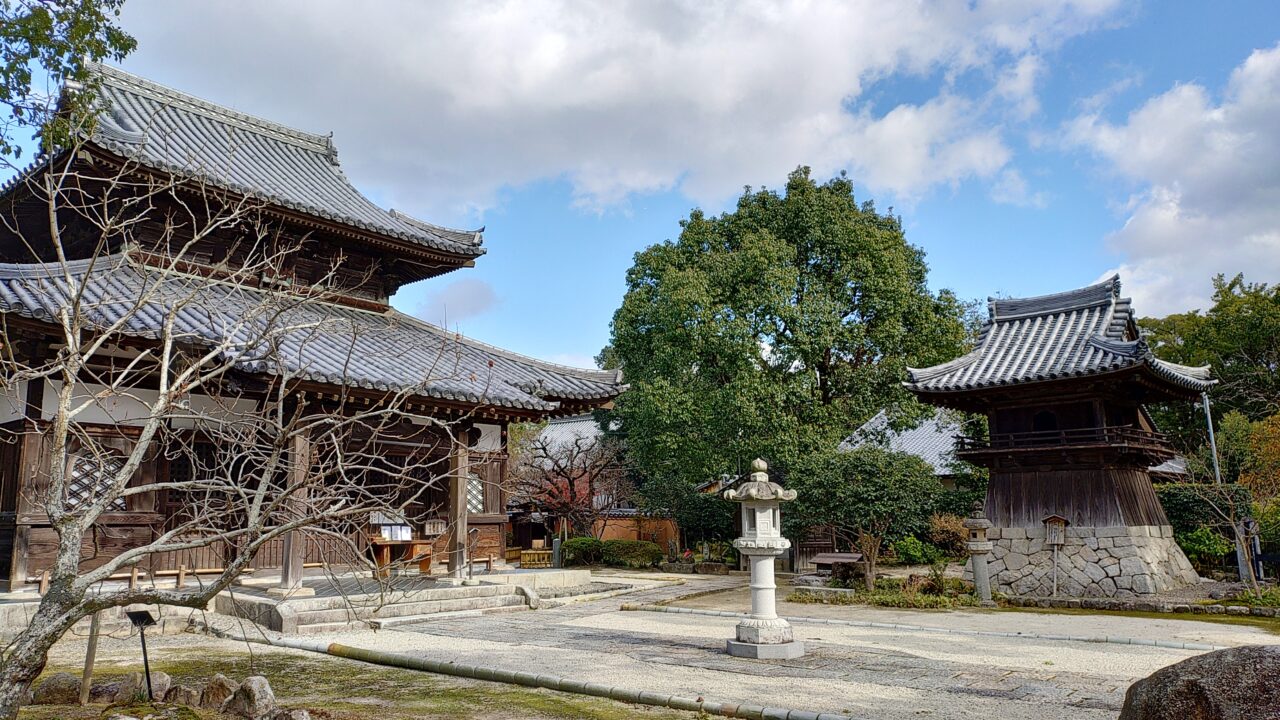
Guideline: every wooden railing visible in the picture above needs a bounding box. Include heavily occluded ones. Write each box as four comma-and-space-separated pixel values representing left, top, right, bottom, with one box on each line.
955, 425, 1168, 452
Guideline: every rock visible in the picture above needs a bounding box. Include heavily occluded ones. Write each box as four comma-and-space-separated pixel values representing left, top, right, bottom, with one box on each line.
1119, 644, 1280, 720
166, 683, 204, 706
114, 671, 171, 703
104, 715, 140, 720
89, 680, 120, 703
658, 562, 694, 573
273, 710, 311, 720
223, 675, 277, 719
693, 562, 729, 575
201, 673, 239, 709
31, 672, 81, 705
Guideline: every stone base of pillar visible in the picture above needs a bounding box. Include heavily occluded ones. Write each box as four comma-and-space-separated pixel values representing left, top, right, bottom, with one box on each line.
726, 639, 806, 659
728, 617, 805, 658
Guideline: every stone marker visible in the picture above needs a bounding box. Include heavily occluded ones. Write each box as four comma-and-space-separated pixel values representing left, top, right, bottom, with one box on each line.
722, 459, 804, 659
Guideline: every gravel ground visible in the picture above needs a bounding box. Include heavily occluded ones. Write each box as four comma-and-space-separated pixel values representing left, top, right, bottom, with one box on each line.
32, 573, 1279, 720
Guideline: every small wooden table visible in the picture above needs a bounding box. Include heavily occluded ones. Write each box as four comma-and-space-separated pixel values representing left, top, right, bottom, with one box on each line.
369, 539, 433, 577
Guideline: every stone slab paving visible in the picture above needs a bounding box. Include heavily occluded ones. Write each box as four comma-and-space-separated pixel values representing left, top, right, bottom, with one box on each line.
268, 572, 1275, 720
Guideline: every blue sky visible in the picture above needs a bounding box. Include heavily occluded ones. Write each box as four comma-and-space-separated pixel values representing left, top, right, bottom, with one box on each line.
7, 1, 1280, 369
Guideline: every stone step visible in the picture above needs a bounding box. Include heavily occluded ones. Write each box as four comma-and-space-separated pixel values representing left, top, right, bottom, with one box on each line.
281, 583, 519, 612
368, 603, 530, 629
293, 593, 526, 626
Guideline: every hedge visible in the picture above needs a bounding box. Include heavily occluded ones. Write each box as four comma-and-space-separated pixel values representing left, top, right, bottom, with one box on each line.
601, 539, 664, 568
562, 537, 603, 566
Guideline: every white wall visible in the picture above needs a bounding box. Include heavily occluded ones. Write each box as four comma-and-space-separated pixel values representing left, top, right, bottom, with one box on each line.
0, 379, 27, 424
42, 381, 257, 428
474, 422, 502, 452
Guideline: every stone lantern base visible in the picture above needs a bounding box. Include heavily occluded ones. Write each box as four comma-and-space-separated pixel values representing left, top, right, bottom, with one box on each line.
725, 617, 805, 659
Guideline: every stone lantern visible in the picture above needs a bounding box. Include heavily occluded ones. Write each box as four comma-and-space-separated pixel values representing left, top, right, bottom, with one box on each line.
723, 458, 804, 659
963, 502, 996, 607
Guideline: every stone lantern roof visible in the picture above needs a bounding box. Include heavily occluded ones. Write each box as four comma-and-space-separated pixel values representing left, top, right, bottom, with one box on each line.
723, 459, 796, 502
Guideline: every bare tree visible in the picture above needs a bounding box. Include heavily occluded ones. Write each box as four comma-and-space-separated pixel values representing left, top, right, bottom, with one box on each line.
513, 424, 629, 539
0, 124, 474, 717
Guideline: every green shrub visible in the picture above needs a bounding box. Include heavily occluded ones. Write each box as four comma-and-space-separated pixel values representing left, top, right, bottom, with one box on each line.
600, 539, 664, 568
892, 536, 942, 565
561, 537, 603, 566
1175, 525, 1233, 567
1256, 501, 1280, 554
1155, 483, 1252, 535
1229, 586, 1280, 607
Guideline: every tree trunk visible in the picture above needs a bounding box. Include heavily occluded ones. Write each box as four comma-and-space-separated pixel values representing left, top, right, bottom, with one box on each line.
0, 597, 81, 720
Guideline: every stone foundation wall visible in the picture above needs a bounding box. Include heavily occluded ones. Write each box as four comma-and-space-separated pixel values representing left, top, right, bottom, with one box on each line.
972, 525, 1199, 597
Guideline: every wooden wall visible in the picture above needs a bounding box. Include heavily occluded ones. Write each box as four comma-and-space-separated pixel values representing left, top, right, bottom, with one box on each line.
986, 465, 1170, 528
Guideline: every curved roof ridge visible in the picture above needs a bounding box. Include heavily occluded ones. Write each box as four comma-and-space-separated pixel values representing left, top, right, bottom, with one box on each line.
392, 311, 624, 384
388, 209, 483, 247
90, 63, 333, 153
990, 274, 1122, 320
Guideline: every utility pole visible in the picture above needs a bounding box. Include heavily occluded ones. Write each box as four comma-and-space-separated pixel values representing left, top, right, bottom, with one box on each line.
1202, 392, 1251, 582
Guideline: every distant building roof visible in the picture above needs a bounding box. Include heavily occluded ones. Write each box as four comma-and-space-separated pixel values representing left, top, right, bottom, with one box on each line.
83, 64, 484, 257
906, 275, 1213, 396
537, 414, 605, 453
841, 410, 962, 476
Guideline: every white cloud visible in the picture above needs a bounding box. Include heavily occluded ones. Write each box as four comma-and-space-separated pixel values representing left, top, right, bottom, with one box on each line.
1068, 43, 1280, 315
989, 168, 1048, 208
417, 278, 499, 326
117, 0, 1123, 215
996, 53, 1045, 118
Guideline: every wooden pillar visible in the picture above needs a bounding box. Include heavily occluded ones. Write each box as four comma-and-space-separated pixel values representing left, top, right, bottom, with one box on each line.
446, 438, 468, 578
275, 432, 312, 595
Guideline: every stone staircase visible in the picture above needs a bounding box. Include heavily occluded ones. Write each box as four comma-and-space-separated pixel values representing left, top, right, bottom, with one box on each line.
216, 582, 531, 634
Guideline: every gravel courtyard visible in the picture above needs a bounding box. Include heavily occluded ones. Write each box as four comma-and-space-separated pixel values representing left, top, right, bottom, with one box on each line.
365, 573, 1277, 720
35, 572, 1279, 719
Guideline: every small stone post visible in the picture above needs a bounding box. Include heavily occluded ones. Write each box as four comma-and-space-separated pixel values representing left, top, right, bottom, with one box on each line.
963, 502, 997, 608
723, 459, 804, 659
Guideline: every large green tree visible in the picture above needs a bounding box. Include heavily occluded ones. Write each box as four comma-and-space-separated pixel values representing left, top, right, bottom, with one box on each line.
0, 0, 134, 159
1144, 274, 1280, 453
608, 167, 967, 496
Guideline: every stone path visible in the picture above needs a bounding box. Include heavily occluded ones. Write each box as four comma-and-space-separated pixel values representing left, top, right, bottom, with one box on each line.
290, 572, 1271, 720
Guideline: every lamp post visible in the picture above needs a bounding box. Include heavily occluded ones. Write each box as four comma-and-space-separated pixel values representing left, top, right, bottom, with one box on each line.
963, 502, 997, 607
723, 459, 804, 659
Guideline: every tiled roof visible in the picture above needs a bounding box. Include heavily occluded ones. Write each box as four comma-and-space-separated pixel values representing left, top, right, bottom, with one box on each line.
906, 275, 1213, 394
0, 255, 622, 413
537, 414, 604, 453
841, 410, 960, 476
84, 64, 483, 257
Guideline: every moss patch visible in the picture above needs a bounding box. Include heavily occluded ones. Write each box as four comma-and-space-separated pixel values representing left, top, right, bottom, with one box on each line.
26, 646, 695, 720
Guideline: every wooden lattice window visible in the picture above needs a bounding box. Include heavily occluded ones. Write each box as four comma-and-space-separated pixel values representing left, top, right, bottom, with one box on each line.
466, 472, 485, 514
67, 448, 128, 511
